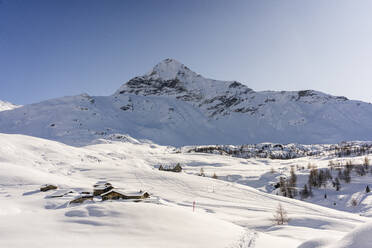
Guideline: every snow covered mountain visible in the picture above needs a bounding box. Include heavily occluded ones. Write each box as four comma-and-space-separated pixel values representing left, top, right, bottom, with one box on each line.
0, 58, 372, 146
0, 100, 19, 111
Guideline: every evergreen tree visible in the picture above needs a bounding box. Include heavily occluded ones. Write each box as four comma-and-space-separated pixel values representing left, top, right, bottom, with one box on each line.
335, 177, 341, 191
366, 185, 370, 193
300, 184, 309, 199
288, 166, 297, 197
343, 169, 351, 183
308, 168, 319, 188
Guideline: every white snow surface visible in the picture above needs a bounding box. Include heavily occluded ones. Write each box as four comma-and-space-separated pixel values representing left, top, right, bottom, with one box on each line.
0, 59, 372, 146
1, 133, 372, 247
329, 221, 372, 248
0, 100, 19, 111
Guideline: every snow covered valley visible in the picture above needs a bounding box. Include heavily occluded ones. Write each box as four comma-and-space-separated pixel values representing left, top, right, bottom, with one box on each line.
1, 133, 372, 247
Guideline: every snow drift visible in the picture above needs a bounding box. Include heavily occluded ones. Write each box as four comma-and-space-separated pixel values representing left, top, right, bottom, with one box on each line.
330, 221, 372, 248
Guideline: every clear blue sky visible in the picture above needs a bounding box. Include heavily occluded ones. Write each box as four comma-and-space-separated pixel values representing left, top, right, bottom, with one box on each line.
1, 0, 372, 104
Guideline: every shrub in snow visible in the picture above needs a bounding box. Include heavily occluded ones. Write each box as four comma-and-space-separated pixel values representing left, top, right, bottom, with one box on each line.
351, 198, 358, 207
198, 168, 205, 177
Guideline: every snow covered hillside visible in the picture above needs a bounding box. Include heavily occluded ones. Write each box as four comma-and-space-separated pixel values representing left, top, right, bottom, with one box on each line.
0, 59, 372, 146
0, 100, 19, 111
1, 133, 372, 247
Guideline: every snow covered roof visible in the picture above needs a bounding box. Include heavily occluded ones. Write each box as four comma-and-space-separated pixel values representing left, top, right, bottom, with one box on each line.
101, 189, 145, 197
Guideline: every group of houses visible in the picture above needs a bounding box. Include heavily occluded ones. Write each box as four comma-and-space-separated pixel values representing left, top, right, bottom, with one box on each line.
39, 182, 150, 205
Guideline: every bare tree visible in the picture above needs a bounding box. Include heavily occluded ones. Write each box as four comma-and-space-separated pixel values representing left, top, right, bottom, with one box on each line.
273, 203, 289, 225
364, 157, 370, 170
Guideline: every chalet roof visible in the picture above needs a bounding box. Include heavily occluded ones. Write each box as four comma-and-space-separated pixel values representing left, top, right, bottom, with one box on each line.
93, 181, 113, 190
47, 189, 77, 198
101, 189, 145, 197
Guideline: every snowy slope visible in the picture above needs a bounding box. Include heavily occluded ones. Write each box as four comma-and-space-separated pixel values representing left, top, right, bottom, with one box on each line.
1, 59, 372, 146
0, 100, 19, 111
0, 133, 370, 247
329, 221, 372, 248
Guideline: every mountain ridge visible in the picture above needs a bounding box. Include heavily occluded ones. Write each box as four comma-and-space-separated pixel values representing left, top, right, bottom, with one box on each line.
0, 58, 371, 146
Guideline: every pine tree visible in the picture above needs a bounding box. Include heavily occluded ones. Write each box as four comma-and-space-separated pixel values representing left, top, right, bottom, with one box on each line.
212, 172, 218, 179
288, 166, 297, 197
308, 184, 313, 197
318, 170, 326, 188
289, 166, 297, 187
325, 169, 332, 180
308, 168, 319, 188
343, 169, 351, 183
300, 184, 309, 199
366, 185, 370, 193
335, 177, 341, 191
346, 160, 353, 171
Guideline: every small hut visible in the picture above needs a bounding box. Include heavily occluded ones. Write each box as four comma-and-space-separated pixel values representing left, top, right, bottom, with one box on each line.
172, 164, 182, 172
70, 195, 93, 204
101, 190, 150, 201
40, 184, 58, 192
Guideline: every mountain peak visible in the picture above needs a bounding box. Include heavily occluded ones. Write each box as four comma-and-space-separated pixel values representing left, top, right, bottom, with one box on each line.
146, 58, 197, 81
